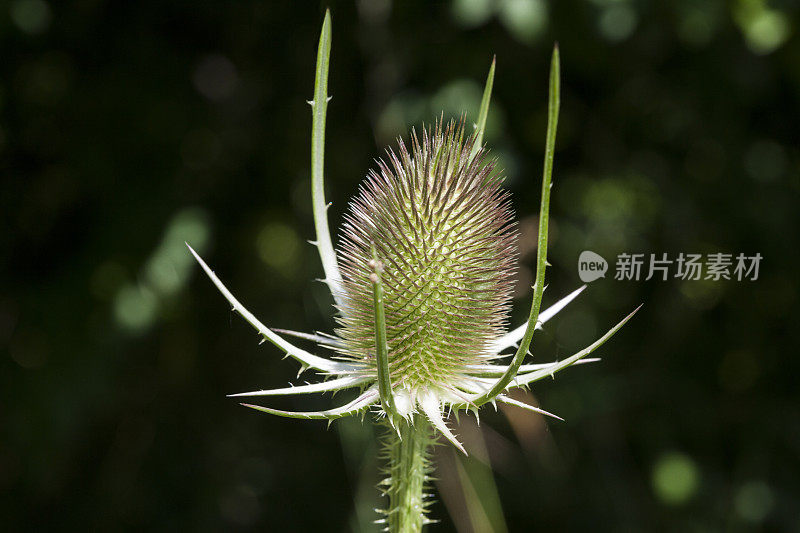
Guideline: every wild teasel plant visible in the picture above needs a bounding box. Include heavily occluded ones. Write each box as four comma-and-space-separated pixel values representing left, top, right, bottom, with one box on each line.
188, 10, 639, 532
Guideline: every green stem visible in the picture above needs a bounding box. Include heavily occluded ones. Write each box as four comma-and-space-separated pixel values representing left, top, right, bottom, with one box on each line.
385, 415, 432, 533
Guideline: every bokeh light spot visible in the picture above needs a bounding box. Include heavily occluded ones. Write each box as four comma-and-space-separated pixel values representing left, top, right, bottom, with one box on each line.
679, 278, 725, 310
114, 284, 158, 332
652, 452, 700, 505
735, 1, 791, 54
146, 208, 210, 296
10, 0, 51, 35
451, 0, 494, 28
598, 5, 638, 42
498, 0, 548, 44
745, 10, 790, 54
677, 2, 722, 46
145, 254, 182, 296
376, 93, 426, 142
376, 77, 506, 147
584, 181, 633, 221
734, 481, 774, 523
431, 80, 482, 121
358, 0, 391, 24
193, 54, 239, 101
256, 222, 301, 275
113, 208, 209, 333
744, 140, 787, 183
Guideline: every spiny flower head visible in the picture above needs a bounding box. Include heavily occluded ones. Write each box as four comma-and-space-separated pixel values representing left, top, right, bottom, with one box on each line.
187, 11, 638, 454
336, 120, 517, 408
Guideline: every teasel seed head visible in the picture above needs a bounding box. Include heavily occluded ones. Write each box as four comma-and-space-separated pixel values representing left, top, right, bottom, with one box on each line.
336, 119, 518, 408
189, 21, 639, 457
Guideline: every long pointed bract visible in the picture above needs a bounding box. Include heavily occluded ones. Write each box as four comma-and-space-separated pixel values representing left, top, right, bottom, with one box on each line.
470, 55, 495, 159
187, 244, 353, 374
420, 392, 466, 455
497, 395, 564, 421
510, 305, 641, 388
310, 9, 345, 310
272, 328, 345, 349
473, 44, 561, 407
227, 375, 369, 397
241, 386, 378, 420
465, 358, 600, 376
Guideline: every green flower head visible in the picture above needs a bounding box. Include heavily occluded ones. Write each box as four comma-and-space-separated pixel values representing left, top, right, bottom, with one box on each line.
188, 8, 638, 469
337, 120, 518, 409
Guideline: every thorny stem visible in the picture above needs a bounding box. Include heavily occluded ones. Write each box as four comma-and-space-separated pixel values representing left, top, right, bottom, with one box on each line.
384, 415, 432, 533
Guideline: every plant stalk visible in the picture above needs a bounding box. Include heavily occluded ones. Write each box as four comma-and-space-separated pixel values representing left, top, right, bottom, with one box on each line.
384, 414, 432, 533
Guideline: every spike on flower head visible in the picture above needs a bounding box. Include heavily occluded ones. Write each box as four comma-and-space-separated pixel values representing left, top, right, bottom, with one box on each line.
335, 119, 518, 405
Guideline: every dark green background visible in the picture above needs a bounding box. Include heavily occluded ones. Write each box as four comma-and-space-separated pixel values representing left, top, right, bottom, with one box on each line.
2, 0, 799, 531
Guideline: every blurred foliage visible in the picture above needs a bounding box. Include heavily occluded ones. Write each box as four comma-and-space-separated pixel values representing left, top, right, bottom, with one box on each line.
2, 0, 799, 531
